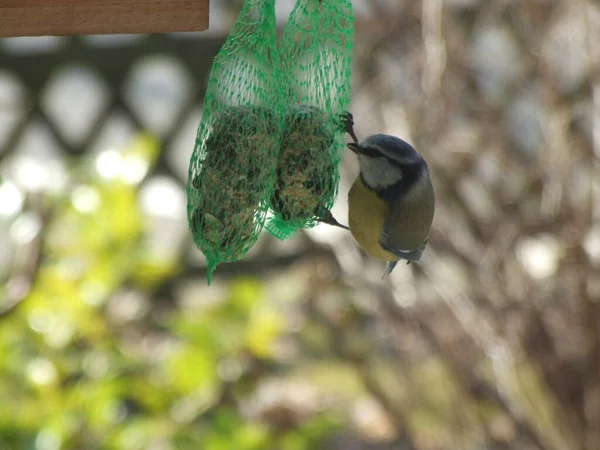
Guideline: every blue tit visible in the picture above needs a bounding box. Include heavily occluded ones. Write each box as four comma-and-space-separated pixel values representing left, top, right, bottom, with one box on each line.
344, 124, 435, 277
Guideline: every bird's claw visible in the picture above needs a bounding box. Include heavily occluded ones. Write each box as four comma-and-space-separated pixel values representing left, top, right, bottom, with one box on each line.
339, 111, 359, 143
318, 210, 350, 230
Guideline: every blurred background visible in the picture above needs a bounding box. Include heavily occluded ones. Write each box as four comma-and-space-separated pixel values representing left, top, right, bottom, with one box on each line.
0, 0, 599, 449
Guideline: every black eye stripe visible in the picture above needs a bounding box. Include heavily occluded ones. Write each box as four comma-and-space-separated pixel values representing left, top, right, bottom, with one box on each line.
359, 145, 420, 167
359, 146, 382, 158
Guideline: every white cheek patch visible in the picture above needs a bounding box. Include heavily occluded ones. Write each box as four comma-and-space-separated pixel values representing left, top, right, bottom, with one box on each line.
358, 155, 403, 189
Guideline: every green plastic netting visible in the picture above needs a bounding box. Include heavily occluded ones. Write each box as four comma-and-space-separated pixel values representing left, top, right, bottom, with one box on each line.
186, 0, 282, 284
266, 0, 355, 240
186, 0, 354, 283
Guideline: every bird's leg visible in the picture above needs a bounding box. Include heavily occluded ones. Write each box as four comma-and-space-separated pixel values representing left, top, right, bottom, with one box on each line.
319, 210, 350, 230
340, 112, 359, 143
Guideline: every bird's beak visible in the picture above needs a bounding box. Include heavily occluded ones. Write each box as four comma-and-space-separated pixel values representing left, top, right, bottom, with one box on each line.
347, 142, 360, 154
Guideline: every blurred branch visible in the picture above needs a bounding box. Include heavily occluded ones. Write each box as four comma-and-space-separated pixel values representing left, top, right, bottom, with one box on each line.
155, 243, 338, 303
0, 199, 51, 319
522, 312, 586, 445
421, 0, 446, 99
580, 1, 600, 447
305, 282, 418, 450
373, 287, 552, 450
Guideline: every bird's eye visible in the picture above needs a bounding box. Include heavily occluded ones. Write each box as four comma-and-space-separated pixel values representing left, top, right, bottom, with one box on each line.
360, 146, 382, 158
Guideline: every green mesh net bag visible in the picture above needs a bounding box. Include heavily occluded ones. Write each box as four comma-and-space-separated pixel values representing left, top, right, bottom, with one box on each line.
186, 0, 282, 284
266, 0, 354, 240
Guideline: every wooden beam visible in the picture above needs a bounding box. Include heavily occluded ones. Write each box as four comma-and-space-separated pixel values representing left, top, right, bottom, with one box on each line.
0, 0, 209, 37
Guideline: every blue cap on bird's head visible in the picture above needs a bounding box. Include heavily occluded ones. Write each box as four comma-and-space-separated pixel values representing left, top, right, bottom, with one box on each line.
347, 134, 422, 165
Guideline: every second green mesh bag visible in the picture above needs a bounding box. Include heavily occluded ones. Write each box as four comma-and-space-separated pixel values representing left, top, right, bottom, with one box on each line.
266, 0, 354, 239
187, 0, 281, 284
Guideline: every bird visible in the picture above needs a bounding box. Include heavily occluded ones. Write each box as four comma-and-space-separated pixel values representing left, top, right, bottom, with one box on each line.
342, 114, 435, 277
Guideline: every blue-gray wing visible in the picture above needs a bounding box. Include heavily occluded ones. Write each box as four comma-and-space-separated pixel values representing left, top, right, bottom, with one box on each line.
379, 222, 426, 261
378, 169, 435, 275
378, 201, 431, 263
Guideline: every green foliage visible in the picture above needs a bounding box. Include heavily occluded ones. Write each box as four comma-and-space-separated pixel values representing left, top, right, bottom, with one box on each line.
0, 132, 343, 450
2, 122, 560, 450
204, 409, 270, 450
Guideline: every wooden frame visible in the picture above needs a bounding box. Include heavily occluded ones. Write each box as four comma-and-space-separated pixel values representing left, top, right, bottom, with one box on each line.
0, 0, 209, 37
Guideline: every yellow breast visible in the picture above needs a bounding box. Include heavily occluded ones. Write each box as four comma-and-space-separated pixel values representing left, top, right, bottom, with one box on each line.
348, 178, 398, 262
